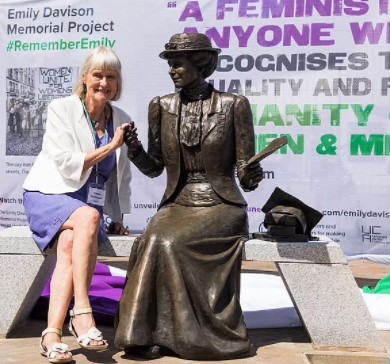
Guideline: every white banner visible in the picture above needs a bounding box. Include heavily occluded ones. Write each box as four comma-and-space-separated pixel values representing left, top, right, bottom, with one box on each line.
1, 0, 389, 261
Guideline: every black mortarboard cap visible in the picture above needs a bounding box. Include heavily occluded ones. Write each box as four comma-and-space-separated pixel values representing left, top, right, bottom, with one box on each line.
261, 187, 323, 237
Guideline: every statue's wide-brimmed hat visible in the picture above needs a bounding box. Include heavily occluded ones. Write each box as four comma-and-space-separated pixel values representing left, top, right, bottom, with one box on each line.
159, 33, 221, 59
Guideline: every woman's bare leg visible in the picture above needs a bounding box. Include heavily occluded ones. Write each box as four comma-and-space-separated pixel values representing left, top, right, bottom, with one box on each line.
65, 205, 104, 346
41, 229, 74, 360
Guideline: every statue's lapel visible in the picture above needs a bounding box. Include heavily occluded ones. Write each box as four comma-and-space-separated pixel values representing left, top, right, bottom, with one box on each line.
167, 94, 181, 140
202, 91, 222, 142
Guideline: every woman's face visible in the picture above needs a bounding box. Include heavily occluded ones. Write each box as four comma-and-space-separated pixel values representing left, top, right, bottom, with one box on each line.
83, 68, 118, 104
168, 56, 201, 89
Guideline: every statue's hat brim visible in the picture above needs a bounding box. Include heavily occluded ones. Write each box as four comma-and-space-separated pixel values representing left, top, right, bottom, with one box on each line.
159, 33, 221, 59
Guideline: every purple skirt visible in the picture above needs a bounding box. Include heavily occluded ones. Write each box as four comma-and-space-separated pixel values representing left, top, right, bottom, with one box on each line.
23, 190, 108, 252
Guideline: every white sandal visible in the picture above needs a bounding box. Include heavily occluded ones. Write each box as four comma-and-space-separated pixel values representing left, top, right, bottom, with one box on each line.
68, 307, 108, 351
39, 328, 73, 363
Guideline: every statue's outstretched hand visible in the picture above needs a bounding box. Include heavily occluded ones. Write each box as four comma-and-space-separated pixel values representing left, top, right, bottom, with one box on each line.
124, 122, 142, 158
239, 162, 263, 192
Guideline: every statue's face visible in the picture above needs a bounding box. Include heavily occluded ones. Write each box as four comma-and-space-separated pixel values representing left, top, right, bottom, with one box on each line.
167, 56, 201, 89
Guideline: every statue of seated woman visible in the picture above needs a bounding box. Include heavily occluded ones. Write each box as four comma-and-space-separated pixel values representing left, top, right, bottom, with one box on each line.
114, 33, 263, 360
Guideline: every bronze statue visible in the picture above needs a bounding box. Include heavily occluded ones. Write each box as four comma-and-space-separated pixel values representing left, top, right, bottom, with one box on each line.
114, 33, 263, 360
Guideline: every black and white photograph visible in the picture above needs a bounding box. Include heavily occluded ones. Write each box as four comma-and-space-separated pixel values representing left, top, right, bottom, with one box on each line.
6, 66, 78, 155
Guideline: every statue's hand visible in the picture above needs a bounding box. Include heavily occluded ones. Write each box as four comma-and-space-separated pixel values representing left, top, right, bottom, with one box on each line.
124, 122, 142, 158
239, 162, 263, 191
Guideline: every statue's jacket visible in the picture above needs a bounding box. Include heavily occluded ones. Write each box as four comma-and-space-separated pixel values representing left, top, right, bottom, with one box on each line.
131, 86, 257, 208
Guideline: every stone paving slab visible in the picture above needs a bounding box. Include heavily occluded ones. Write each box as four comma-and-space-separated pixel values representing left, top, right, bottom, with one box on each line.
306, 353, 390, 364
3, 324, 388, 364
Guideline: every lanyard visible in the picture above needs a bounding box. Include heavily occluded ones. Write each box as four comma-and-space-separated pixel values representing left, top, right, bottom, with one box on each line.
81, 99, 108, 183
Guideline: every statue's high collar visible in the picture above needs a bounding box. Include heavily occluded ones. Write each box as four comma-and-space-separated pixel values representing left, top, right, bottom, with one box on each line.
180, 82, 212, 101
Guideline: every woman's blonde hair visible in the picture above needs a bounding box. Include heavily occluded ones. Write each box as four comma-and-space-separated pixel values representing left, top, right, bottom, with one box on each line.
74, 46, 122, 101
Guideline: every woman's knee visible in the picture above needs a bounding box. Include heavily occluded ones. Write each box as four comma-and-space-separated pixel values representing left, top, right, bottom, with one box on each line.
73, 206, 101, 230
57, 229, 74, 258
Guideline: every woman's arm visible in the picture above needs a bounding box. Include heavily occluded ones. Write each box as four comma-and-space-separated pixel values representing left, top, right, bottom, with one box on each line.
83, 124, 127, 171
44, 98, 128, 180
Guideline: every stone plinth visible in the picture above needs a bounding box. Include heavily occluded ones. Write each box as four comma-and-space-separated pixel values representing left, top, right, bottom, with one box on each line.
245, 238, 386, 352
0, 226, 136, 338
279, 262, 382, 350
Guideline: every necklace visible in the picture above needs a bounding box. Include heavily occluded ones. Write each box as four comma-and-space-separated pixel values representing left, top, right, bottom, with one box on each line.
92, 107, 106, 129
81, 98, 108, 134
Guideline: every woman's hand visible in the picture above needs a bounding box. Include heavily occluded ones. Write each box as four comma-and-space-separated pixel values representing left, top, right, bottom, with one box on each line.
110, 123, 130, 150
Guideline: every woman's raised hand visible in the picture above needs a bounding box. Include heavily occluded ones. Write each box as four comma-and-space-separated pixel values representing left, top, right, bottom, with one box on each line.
111, 123, 131, 149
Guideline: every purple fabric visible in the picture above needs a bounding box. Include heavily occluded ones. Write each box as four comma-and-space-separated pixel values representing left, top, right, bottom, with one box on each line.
23, 191, 89, 251
32, 262, 126, 326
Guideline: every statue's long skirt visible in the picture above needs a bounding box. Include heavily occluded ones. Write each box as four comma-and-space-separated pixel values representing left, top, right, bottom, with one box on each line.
114, 202, 251, 360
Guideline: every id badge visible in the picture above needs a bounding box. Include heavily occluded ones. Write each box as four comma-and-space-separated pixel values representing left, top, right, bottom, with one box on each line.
87, 183, 106, 206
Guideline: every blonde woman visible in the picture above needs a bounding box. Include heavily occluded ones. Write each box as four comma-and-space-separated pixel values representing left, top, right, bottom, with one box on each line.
23, 46, 132, 363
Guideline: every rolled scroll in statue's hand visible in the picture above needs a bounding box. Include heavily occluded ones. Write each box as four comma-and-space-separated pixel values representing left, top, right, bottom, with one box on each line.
243, 135, 288, 169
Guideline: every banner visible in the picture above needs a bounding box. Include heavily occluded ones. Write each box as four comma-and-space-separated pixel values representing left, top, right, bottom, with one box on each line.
1, 0, 389, 261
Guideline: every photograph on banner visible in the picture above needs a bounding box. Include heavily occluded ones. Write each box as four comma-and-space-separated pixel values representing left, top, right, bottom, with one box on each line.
0, 0, 389, 260
6, 66, 78, 156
